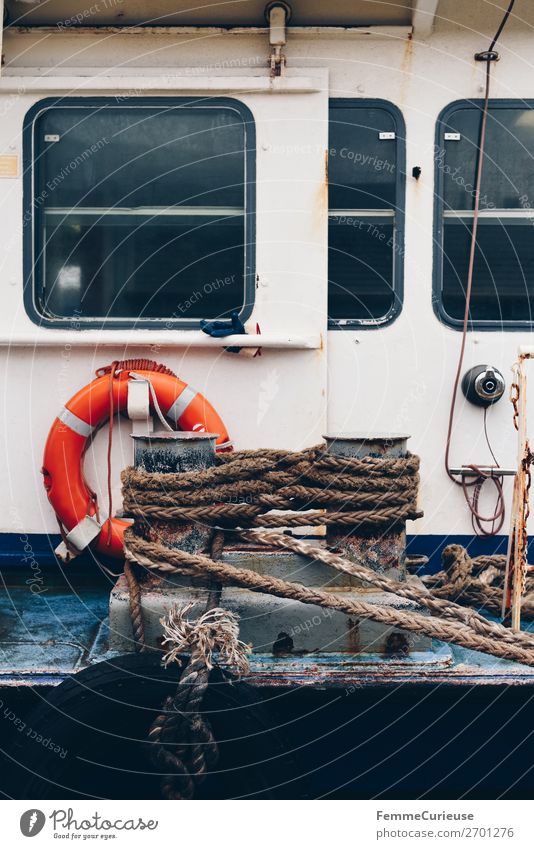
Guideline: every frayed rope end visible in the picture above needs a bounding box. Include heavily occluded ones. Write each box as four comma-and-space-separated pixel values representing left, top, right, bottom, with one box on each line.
160, 602, 251, 676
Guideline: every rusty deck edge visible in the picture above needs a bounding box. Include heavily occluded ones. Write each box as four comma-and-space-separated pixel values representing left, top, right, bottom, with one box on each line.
2, 670, 534, 688
2, 645, 534, 688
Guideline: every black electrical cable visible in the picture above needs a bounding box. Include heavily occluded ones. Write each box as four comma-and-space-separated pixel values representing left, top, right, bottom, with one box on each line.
489, 0, 516, 52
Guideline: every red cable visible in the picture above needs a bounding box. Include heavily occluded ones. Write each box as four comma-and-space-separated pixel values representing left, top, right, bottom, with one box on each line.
106, 362, 117, 546
100, 359, 178, 546
97, 358, 177, 378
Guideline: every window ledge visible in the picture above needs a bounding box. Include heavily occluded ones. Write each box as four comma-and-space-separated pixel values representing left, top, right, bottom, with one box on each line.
0, 72, 323, 94
0, 330, 322, 350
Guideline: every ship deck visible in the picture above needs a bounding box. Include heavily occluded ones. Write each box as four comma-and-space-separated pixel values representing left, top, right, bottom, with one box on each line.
1, 565, 533, 689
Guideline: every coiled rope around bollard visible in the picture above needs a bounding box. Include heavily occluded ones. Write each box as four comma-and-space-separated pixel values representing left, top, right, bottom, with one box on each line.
122, 447, 422, 528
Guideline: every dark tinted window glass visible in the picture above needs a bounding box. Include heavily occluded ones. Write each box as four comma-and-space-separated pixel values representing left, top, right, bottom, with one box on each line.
328, 216, 394, 321
28, 100, 254, 324
441, 106, 534, 210
442, 218, 534, 323
438, 102, 534, 326
328, 103, 402, 325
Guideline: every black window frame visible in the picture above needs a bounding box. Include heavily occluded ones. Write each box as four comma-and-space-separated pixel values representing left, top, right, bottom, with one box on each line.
328, 98, 406, 330
23, 96, 256, 330
434, 98, 534, 331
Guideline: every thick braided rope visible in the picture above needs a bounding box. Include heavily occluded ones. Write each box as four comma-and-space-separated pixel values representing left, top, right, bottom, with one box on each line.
121, 447, 421, 530
123, 446, 534, 792
243, 532, 534, 654
123, 561, 147, 652
124, 530, 534, 668
146, 531, 235, 800
420, 545, 534, 621
127, 447, 417, 798
147, 601, 249, 800
147, 646, 218, 800
123, 505, 421, 527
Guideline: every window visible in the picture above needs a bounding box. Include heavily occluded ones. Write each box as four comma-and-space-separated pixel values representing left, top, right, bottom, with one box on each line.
328, 100, 405, 327
23, 98, 255, 328
435, 100, 534, 328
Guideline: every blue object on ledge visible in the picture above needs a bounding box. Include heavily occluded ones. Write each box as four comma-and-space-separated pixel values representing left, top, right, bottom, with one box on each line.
200, 310, 247, 353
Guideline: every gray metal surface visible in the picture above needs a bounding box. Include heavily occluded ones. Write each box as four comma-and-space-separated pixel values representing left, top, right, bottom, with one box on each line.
323, 433, 409, 459
132, 430, 218, 555
132, 430, 218, 474
109, 570, 434, 656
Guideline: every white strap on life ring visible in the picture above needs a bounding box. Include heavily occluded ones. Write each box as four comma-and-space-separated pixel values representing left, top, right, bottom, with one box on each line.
127, 377, 153, 436
129, 372, 174, 433
54, 514, 103, 561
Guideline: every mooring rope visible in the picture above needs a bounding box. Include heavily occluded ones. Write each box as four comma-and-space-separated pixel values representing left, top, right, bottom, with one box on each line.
122, 446, 422, 798
122, 447, 422, 529
123, 561, 147, 653
141, 528, 237, 799
147, 599, 250, 800
242, 532, 534, 652
124, 530, 534, 668
418, 544, 534, 621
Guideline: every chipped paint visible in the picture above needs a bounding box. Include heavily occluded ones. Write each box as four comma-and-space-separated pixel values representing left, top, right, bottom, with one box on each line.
398, 30, 413, 106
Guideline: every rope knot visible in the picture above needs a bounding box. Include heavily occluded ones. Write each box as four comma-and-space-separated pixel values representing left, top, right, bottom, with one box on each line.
441, 544, 473, 594
161, 602, 251, 676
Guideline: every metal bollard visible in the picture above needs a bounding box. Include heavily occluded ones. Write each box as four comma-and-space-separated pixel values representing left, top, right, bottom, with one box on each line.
131, 431, 218, 556
323, 433, 410, 581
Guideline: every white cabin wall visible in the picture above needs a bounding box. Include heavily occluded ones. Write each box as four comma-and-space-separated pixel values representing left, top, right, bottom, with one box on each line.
0, 52, 330, 533
316, 22, 534, 538
2, 346, 327, 534
1, 3, 533, 538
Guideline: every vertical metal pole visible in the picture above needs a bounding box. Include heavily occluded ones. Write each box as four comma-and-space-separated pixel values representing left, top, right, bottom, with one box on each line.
323, 432, 410, 581
131, 431, 218, 555
505, 356, 530, 631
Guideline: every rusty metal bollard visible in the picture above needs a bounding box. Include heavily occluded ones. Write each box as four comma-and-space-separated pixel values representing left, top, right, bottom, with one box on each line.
131, 431, 218, 556
324, 433, 410, 581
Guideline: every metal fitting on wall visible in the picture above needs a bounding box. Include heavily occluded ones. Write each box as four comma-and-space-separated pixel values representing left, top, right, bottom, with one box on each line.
265, 2, 292, 76
461, 365, 506, 407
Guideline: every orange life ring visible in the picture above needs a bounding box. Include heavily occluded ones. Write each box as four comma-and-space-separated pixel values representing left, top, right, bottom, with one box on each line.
42, 364, 231, 560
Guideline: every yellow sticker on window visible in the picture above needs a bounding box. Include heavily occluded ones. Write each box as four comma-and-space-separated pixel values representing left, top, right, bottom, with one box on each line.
0, 155, 19, 178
